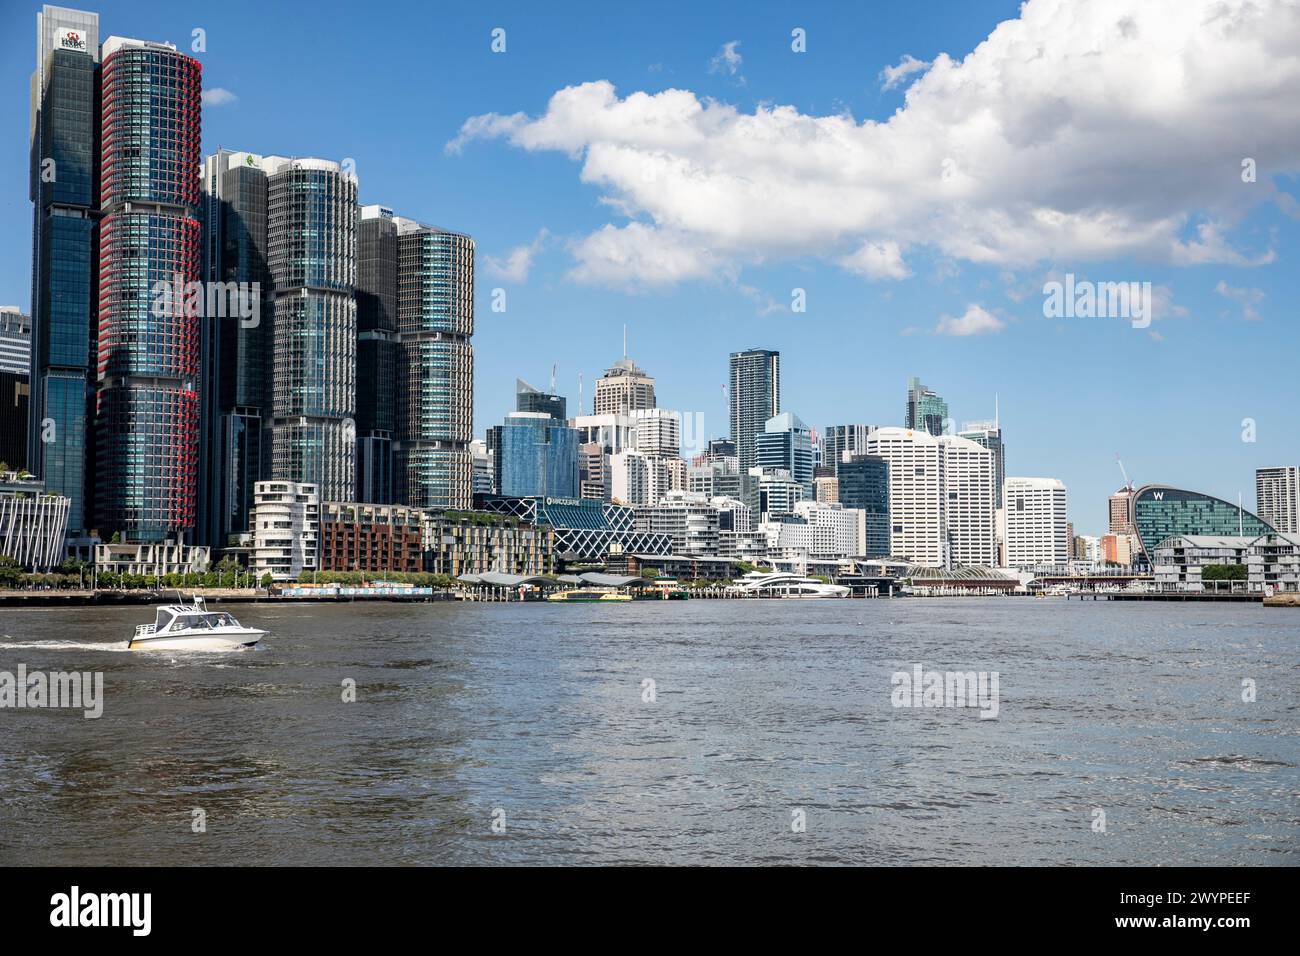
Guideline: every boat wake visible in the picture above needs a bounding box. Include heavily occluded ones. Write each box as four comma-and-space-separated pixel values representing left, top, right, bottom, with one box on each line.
0, 638, 131, 652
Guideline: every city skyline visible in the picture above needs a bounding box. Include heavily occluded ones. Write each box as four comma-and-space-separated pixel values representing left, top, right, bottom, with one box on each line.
2, 0, 1298, 534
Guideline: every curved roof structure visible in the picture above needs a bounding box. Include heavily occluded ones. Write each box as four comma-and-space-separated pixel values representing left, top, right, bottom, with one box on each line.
1132, 485, 1273, 561
905, 564, 1014, 581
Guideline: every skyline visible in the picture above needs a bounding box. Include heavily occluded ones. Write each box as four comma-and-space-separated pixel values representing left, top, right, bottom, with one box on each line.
3, 0, 1298, 532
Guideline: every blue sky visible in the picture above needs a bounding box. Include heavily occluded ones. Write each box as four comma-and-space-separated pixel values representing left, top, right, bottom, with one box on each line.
2, 0, 1297, 532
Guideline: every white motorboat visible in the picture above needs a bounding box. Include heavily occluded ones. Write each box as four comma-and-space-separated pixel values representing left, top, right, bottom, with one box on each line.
130, 597, 265, 651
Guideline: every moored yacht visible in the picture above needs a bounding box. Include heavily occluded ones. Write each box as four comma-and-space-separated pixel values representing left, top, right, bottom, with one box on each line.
728, 571, 850, 598
130, 597, 266, 651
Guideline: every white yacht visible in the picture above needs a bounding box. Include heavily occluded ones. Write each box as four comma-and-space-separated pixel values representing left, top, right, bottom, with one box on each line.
729, 571, 851, 598
130, 597, 266, 651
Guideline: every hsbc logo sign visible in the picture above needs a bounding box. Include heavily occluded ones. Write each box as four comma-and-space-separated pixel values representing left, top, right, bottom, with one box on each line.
59, 30, 87, 52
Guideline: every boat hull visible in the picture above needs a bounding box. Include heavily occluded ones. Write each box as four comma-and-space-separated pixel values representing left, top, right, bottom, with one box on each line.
129, 629, 265, 651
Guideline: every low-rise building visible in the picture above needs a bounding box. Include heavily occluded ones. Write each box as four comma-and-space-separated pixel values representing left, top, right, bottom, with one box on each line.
319, 501, 424, 573
424, 512, 553, 577
1152, 535, 1253, 591
0, 471, 69, 571
634, 491, 752, 557
1247, 531, 1300, 594
95, 537, 210, 577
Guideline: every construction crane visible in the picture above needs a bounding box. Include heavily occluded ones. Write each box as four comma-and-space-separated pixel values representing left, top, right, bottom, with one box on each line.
1115, 454, 1133, 492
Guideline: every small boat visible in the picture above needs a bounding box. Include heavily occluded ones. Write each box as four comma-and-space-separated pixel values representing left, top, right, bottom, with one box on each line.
546, 589, 633, 603
130, 596, 266, 651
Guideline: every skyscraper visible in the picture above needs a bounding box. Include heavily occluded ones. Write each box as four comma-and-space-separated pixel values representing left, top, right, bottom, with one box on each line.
905, 376, 948, 436
515, 378, 566, 420
729, 348, 779, 473
755, 411, 814, 493
1255, 467, 1299, 534
1004, 477, 1069, 568
0, 308, 30, 471
959, 416, 1006, 507
201, 149, 271, 546
266, 157, 358, 503
355, 205, 399, 503
28, 5, 98, 538
490, 411, 579, 499
95, 35, 202, 542
864, 427, 996, 567
394, 219, 474, 510
821, 424, 878, 475
838, 453, 890, 558
593, 356, 656, 415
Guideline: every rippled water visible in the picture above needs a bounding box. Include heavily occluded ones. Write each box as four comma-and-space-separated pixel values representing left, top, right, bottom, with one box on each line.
0, 599, 1296, 865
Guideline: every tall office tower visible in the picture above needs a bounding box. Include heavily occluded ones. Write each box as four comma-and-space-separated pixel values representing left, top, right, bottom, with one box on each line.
395, 219, 474, 509
200, 149, 271, 546
904, 376, 948, 436
755, 412, 814, 493
959, 417, 1006, 507
1256, 467, 1300, 534
355, 205, 399, 503
1108, 487, 1135, 533
570, 412, 633, 501
593, 356, 656, 415
469, 438, 494, 496
864, 427, 995, 567
628, 408, 681, 457
28, 6, 99, 538
489, 411, 579, 499
0, 308, 31, 471
1004, 477, 1069, 568
516, 378, 566, 420
838, 453, 890, 558
265, 157, 357, 503
95, 36, 202, 542
822, 424, 878, 475
729, 348, 780, 473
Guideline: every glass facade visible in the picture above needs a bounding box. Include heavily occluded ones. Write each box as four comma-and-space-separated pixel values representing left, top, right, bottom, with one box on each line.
395, 225, 474, 509
267, 161, 357, 503
905, 377, 948, 436
729, 349, 780, 473
95, 42, 202, 542
755, 411, 814, 493
355, 210, 398, 502
838, 453, 890, 557
1133, 486, 1274, 561
494, 414, 580, 500
30, 43, 97, 536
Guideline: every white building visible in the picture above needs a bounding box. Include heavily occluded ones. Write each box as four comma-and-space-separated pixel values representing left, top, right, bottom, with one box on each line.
634, 491, 751, 556
792, 500, 861, 558
249, 481, 319, 581
628, 408, 681, 457
0, 472, 69, 571
752, 466, 805, 520
1256, 467, 1299, 534
1153, 535, 1253, 592
1246, 532, 1300, 594
1003, 477, 1069, 568
609, 450, 686, 507
863, 427, 996, 567
95, 538, 210, 577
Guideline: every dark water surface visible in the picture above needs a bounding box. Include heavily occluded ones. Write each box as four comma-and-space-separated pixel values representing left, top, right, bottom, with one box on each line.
0, 599, 1296, 865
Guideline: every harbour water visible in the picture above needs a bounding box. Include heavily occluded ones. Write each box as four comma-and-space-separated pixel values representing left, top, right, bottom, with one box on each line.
0, 600, 1295, 865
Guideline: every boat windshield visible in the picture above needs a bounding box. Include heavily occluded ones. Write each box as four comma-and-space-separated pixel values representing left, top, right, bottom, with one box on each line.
170, 613, 235, 631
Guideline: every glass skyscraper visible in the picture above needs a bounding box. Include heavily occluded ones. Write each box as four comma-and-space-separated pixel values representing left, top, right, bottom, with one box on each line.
28, 5, 98, 538
755, 411, 814, 493
729, 348, 780, 473
395, 220, 474, 510
95, 36, 203, 542
200, 149, 272, 546
491, 412, 580, 500
356, 205, 400, 504
838, 453, 890, 558
905, 376, 948, 436
266, 157, 358, 504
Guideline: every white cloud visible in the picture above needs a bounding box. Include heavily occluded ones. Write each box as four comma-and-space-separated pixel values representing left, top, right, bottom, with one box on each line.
1214, 279, 1265, 321
935, 304, 1005, 336
838, 240, 911, 280
202, 87, 238, 107
709, 41, 743, 77
484, 229, 550, 282
880, 54, 931, 90
450, 0, 1300, 288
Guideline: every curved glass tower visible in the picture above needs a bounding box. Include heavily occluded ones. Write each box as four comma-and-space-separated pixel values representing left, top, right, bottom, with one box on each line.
265, 158, 358, 504
395, 221, 474, 510
95, 37, 202, 541
1132, 485, 1274, 561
